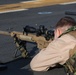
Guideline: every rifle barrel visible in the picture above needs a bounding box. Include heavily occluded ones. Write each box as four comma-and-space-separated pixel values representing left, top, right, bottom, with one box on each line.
0, 31, 10, 36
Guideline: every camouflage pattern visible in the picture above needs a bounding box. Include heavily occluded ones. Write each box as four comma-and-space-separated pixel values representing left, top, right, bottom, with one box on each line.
61, 26, 76, 75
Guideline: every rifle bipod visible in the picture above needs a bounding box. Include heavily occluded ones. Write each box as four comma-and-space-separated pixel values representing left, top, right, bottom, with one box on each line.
13, 34, 30, 58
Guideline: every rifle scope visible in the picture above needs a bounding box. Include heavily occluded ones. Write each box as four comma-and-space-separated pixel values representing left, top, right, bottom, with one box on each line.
23, 25, 54, 41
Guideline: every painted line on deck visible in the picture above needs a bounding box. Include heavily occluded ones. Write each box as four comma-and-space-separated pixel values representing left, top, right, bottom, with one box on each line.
20, 0, 37, 3
38, 12, 52, 14
59, 1, 76, 5
0, 9, 28, 14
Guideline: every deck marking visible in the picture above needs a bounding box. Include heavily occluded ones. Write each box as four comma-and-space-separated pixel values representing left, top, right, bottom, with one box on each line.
20, 0, 37, 3
0, 9, 28, 14
60, 1, 76, 5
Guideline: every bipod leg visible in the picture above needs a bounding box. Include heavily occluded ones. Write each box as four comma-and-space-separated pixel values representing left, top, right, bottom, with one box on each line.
13, 34, 30, 58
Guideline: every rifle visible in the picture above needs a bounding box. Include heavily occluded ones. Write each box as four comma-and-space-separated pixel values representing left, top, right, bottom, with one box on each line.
0, 25, 54, 58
